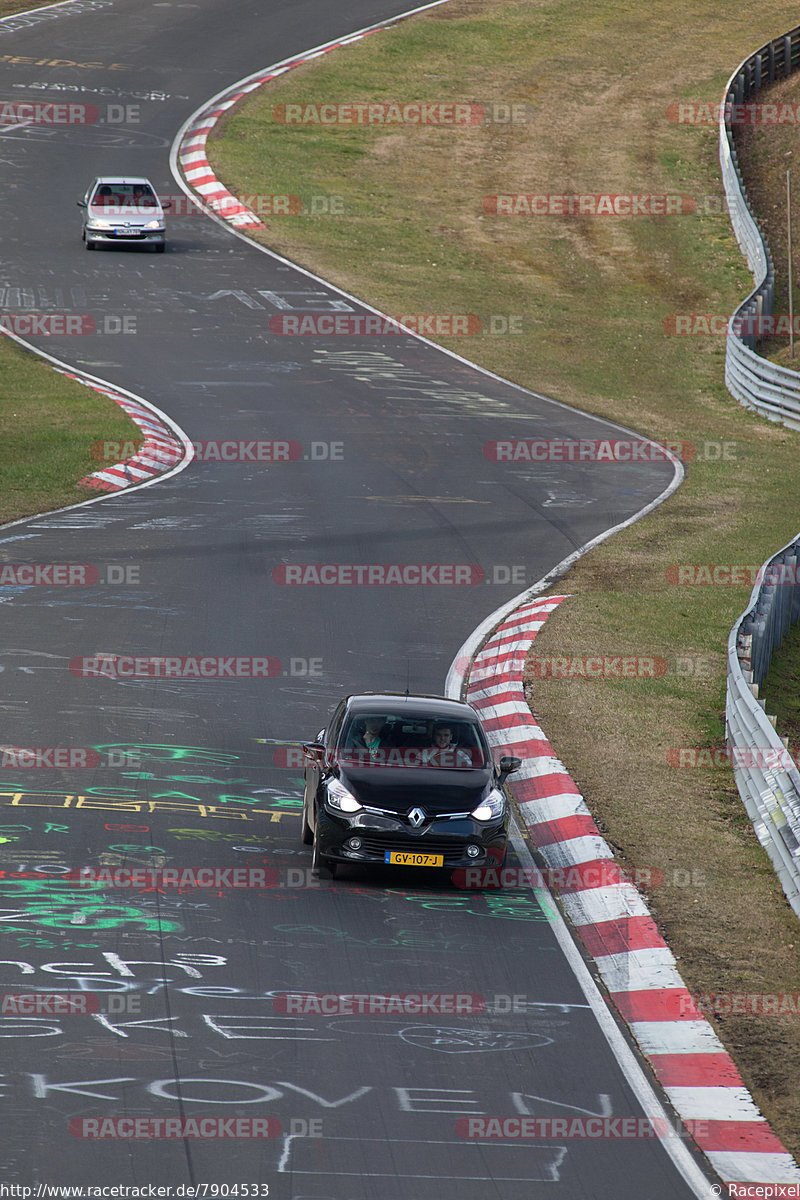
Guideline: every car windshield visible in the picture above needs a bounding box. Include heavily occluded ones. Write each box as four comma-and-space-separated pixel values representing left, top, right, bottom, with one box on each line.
91, 184, 157, 208
337, 712, 487, 768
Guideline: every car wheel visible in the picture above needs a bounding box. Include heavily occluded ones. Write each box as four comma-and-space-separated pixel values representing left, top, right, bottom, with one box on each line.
311, 824, 335, 879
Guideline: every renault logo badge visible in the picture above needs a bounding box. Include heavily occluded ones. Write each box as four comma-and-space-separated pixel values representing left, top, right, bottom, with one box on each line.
407, 807, 426, 827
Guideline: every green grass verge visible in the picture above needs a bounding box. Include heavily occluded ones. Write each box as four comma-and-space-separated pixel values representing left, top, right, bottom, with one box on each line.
0, 337, 143, 523
205, 0, 800, 1154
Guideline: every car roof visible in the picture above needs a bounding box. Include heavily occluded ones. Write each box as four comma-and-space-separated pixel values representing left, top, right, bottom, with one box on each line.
92, 176, 156, 186
342, 693, 481, 722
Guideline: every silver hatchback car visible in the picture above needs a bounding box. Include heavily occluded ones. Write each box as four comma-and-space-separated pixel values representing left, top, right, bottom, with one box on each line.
78, 176, 170, 252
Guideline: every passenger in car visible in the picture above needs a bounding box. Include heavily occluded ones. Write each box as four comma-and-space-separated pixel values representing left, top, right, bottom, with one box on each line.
348, 715, 392, 756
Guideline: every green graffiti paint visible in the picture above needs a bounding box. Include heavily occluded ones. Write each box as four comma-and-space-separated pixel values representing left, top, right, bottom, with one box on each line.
0, 879, 180, 932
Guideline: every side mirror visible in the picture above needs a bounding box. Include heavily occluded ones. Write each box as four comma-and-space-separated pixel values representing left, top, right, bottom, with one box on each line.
302, 739, 325, 759
497, 755, 522, 781
161, 199, 172, 208
77, 200, 86, 208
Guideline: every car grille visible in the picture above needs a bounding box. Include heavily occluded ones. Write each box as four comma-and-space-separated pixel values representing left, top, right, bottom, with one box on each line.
357, 834, 469, 865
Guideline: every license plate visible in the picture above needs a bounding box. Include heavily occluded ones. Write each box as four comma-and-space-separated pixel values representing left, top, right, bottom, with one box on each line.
384, 851, 444, 867
114, 229, 140, 237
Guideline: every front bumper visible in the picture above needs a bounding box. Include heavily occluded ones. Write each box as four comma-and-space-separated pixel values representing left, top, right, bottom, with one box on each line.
85, 227, 165, 247
316, 806, 508, 869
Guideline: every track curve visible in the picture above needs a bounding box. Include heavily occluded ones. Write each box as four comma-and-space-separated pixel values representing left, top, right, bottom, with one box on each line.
0, 1, 711, 1195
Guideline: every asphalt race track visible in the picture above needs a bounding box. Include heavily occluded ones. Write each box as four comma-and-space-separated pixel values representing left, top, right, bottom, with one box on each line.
0, 1, 712, 1195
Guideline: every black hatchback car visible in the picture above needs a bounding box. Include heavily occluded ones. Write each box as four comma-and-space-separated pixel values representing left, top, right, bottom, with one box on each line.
301, 693, 520, 879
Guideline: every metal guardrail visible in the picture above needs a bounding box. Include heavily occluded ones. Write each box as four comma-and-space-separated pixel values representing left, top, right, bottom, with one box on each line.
727, 538, 800, 919
722, 29, 800, 916
720, 25, 800, 429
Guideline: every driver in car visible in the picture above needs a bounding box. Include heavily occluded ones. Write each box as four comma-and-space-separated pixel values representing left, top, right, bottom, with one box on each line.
132, 183, 156, 208
430, 723, 474, 767
432, 723, 458, 750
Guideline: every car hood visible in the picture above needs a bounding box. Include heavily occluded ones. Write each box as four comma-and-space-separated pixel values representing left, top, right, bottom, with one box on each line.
88, 203, 163, 227
336, 763, 493, 815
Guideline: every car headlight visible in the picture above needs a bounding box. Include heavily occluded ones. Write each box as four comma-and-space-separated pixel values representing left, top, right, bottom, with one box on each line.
470, 788, 505, 822
88, 219, 113, 229
325, 779, 363, 814
144, 220, 164, 230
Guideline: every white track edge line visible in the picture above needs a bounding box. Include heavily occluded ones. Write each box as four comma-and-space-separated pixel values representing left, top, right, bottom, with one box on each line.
507, 821, 714, 1196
